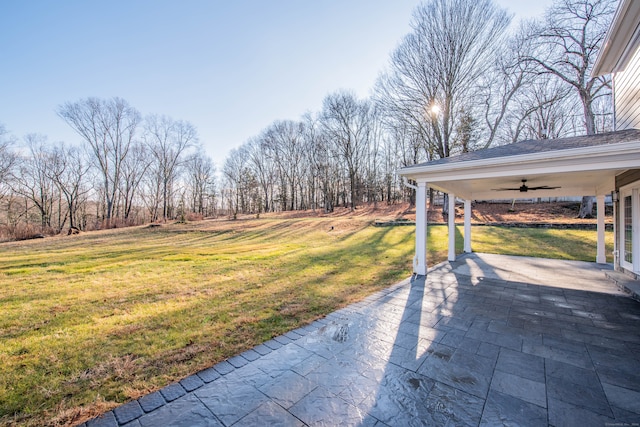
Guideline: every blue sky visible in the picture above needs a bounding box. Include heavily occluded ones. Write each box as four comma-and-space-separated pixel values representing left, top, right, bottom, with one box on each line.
0, 1, 551, 168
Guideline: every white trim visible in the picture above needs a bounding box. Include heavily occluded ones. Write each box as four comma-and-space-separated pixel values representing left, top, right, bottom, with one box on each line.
395, 143, 637, 200
620, 185, 636, 272
464, 200, 472, 253
448, 194, 456, 262
597, 195, 606, 264
613, 195, 618, 268
620, 190, 630, 270
634, 188, 640, 273
414, 182, 428, 275
398, 141, 640, 182
592, 0, 640, 76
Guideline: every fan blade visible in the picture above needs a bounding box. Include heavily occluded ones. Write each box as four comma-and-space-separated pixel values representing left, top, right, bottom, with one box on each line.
492, 187, 522, 191
528, 186, 561, 190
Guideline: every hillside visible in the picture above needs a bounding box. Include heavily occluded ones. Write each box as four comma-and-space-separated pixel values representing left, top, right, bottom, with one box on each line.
237, 201, 611, 225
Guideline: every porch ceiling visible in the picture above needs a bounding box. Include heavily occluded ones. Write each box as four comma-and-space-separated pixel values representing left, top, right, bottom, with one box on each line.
425, 169, 620, 200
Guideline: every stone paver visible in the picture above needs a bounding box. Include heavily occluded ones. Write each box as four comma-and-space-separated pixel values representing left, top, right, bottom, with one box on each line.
113, 401, 144, 425
180, 374, 205, 392
258, 370, 316, 409
196, 375, 269, 426
137, 394, 220, 427
137, 391, 165, 413
85, 253, 640, 426
86, 411, 118, 427
197, 367, 221, 384
159, 383, 186, 402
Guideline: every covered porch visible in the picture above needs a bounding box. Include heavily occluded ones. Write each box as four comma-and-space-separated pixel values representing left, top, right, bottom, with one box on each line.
398, 130, 640, 275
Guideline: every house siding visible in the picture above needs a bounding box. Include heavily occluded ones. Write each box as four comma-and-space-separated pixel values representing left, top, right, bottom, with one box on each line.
616, 169, 640, 189
614, 45, 640, 130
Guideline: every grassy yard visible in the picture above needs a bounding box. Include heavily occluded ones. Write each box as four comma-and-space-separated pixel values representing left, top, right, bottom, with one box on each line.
0, 218, 612, 426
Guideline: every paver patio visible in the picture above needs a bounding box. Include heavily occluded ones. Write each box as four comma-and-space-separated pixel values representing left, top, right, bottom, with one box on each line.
85, 253, 640, 426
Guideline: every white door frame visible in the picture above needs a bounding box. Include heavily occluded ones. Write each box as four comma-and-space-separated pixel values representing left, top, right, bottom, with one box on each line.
619, 184, 640, 273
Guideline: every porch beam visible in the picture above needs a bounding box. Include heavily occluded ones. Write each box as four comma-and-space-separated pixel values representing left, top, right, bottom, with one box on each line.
414, 182, 428, 275
464, 200, 472, 253
448, 193, 456, 262
597, 194, 606, 264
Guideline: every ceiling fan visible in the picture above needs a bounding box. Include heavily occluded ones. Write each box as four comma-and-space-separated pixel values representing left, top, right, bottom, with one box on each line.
493, 179, 561, 193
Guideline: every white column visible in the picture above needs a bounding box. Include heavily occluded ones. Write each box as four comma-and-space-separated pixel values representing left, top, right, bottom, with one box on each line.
596, 194, 606, 264
633, 189, 640, 272
414, 182, 428, 275
613, 193, 618, 268
448, 193, 456, 262
464, 199, 472, 253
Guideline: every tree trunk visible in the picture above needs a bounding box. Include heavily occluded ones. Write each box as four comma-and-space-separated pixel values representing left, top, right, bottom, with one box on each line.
442, 193, 450, 216
578, 195, 594, 219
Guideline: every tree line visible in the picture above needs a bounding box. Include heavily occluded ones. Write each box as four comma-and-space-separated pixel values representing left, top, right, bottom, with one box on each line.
0, 98, 217, 240
221, 0, 615, 217
0, 0, 616, 239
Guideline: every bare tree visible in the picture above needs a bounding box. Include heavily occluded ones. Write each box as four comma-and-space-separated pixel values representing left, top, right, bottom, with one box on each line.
261, 120, 306, 211
223, 146, 254, 218
519, 78, 579, 140
47, 143, 90, 231
143, 115, 198, 221
185, 151, 216, 216
524, 0, 615, 217
525, 0, 615, 135
376, 0, 511, 162
481, 28, 537, 148
376, 120, 426, 206
142, 161, 163, 223
321, 90, 374, 210
58, 97, 141, 226
301, 113, 331, 212
246, 137, 276, 213
119, 141, 150, 222
0, 124, 17, 202
12, 135, 56, 231
362, 106, 383, 206
305, 116, 339, 213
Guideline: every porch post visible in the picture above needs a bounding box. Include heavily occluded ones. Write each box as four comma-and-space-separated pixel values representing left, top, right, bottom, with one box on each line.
448, 193, 456, 262
464, 199, 472, 253
613, 193, 618, 269
414, 182, 428, 275
597, 194, 606, 264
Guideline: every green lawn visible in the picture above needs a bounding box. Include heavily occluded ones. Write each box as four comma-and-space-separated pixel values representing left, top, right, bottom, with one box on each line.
0, 218, 612, 426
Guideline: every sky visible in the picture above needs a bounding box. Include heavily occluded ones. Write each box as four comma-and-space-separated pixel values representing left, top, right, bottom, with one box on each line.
0, 0, 552, 169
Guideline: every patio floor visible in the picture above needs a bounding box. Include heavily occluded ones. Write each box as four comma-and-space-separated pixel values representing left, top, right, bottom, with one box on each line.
86, 253, 640, 427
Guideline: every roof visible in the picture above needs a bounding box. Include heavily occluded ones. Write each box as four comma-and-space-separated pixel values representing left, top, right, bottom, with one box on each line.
397, 129, 640, 200
401, 128, 640, 170
592, 0, 640, 76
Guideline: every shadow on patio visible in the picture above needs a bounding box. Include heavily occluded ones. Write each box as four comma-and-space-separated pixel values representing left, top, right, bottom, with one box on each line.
344, 254, 640, 425
288, 252, 640, 426
87, 253, 640, 426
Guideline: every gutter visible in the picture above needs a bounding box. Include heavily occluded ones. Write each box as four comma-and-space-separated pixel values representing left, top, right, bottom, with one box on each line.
402, 176, 418, 190
397, 139, 640, 179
